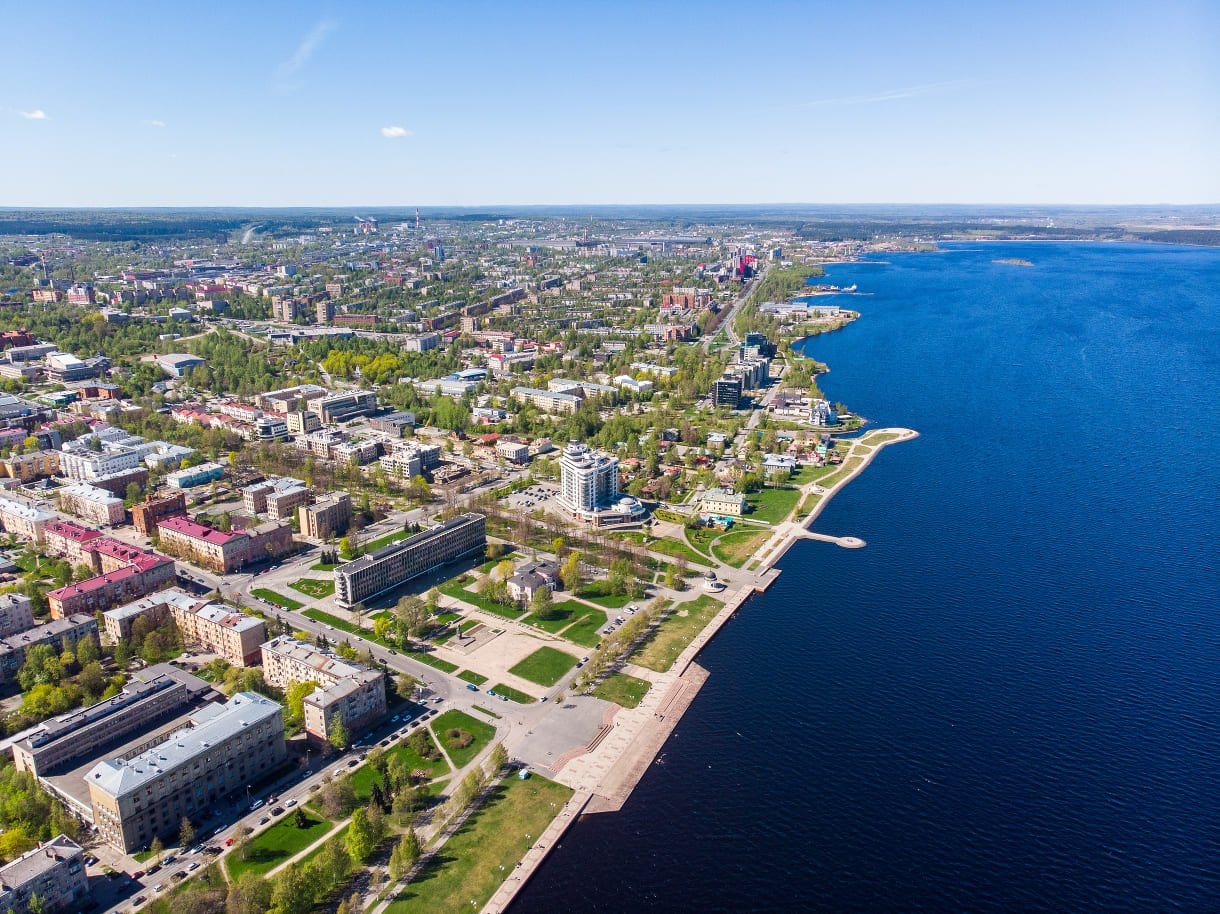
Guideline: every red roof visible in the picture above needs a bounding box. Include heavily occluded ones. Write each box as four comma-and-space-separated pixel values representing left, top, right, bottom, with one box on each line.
49, 564, 140, 599
158, 514, 237, 545
46, 520, 103, 544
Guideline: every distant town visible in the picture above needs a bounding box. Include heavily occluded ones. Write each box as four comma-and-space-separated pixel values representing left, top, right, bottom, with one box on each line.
0, 210, 924, 914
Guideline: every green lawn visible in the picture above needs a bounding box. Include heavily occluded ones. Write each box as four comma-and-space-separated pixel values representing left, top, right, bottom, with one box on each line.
684, 525, 720, 556
593, 672, 652, 709
488, 683, 535, 704
288, 577, 335, 599
384, 775, 573, 914
349, 735, 449, 801
645, 537, 714, 567
745, 485, 803, 524
558, 608, 608, 647
439, 580, 524, 619
575, 581, 635, 609
478, 550, 517, 573
310, 561, 340, 572
632, 595, 724, 673
404, 650, 459, 674
458, 670, 488, 686
225, 811, 334, 879
711, 529, 772, 568
431, 710, 497, 768
523, 599, 593, 633
251, 588, 304, 610
509, 646, 578, 688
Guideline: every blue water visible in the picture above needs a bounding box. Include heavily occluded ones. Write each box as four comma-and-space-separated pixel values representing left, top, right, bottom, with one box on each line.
511, 243, 1220, 913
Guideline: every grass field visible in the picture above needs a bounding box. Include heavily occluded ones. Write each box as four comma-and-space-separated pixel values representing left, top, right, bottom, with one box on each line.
458, 670, 489, 686
288, 577, 335, 599
646, 536, 714, 567
478, 550, 517, 573
384, 775, 572, 914
439, 580, 524, 619
431, 710, 497, 768
817, 455, 865, 489
310, 561, 340, 572
592, 672, 651, 709
632, 595, 724, 673
560, 607, 608, 647
349, 735, 448, 801
225, 811, 334, 879
488, 683, 535, 704
745, 485, 803, 524
575, 581, 635, 609
251, 588, 303, 610
711, 528, 772, 567
509, 646, 578, 687
405, 650, 458, 673
684, 525, 720, 556
522, 599, 594, 633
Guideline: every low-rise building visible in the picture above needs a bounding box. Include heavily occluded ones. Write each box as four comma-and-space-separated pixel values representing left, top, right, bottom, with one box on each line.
699, 487, 747, 517
162, 589, 266, 665
0, 498, 53, 544
242, 476, 308, 520
87, 692, 286, 852
335, 514, 486, 609
285, 409, 321, 435
506, 560, 561, 603
164, 461, 225, 489
305, 390, 377, 423
0, 835, 88, 914
47, 548, 176, 619
0, 594, 35, 638
298, 493, 351, 540
511, 386, 583, 414
156, 515, 294, 574
131, 492, 186, 535
495, 439, 530, 463
0, 450, 60, 483
0, 616, 98, 683
57, 482, 125, 526
260, 636, 386, 744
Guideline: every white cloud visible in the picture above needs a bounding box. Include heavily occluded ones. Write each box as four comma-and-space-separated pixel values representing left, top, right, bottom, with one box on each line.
275, 19, 336, 91
791, 79, 974, 109
145, 119, 167, 128
19, 109, 48, 120
381, 126, 412, 139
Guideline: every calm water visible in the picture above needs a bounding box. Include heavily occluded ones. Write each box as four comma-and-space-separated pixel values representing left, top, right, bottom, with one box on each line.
512, 243, 1220, 913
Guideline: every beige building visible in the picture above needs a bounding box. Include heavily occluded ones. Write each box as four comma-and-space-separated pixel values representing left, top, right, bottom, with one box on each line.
298, 492, 352, 540
242, 477, 309, 520
57, 482, 126, 526
87, 692, 286, 852
0, 497, 53, 544
0, 450, 60, 483
699, 487, 747, 517
261, 635, 386, 744
0, 835, 88, 914
0, 594, 35, 638
161, 589, 266, 666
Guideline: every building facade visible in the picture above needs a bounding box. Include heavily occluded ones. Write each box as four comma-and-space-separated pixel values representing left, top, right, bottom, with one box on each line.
298, 493, 352, 540
57, 483, 126, 526
260, 636, 386, 744
0, 836, 88, 914
86, 693, 286, 852
559, 442, 619, 514
335, 514, 486, 609
131, 492, 186, 535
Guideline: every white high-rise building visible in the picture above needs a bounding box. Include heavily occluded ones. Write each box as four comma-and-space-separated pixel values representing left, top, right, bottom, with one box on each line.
559, 442, 619, 514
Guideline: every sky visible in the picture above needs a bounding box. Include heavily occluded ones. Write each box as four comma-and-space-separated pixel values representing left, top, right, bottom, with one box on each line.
1, 0, 1217, 206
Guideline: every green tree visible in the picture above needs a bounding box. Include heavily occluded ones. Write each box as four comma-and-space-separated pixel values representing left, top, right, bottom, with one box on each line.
226, 871, 273, 914
388, 828, 421, 880
292, 807, 309, 829
269, 863, 312, 914
179, 817, 195, 849
345, 807, 375, 864
284, 680, 319, 726
149, 835, 165, 865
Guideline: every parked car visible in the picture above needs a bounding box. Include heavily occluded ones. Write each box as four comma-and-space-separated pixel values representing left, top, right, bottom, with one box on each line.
285, 799, 298, 808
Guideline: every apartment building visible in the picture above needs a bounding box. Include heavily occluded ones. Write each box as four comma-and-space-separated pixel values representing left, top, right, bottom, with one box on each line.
164, 462, 225, 489
0, 594, 35, 638
0, 835, 88, 914
131, 492, 186, 535
511, 386, 583, 414
285, 410, 321, 435
165, 591, 266, 665
42, 520, 103, 568
710, 374, 743, 409
242, 476, 308, 519
12, 664, 211, 778
57, 482, 125, 526
0, 450, 60, 483
47, 542, 175, 619
0, 616, 98, 683
335, 513, 486, 609
298, 493, 351, 540
87, 692, 286, 852
305, 390, 377, 423
156, 515, 294, 574
0, 498, 53, 544
101, 593, 172, 643
260, 636, 386, 744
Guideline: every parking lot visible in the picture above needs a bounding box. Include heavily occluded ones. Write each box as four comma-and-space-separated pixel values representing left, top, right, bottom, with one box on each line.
502, 483, 560, 511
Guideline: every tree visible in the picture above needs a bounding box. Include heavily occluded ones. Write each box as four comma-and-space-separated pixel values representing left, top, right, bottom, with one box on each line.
395, 671, 419, 700
395, 596, 428, 639
425, 587, 439, 614
488, 741, 508, 774
530, 586, 556, 618
560, 552, 582, 591
284, 680, 319, 726
226, 871, 273, 914
179, 816, 195, 849
319, 778, 357, 819
337, 536, 355, 560
149, 835, 165, 865
270, 864, 312, 914
346, 807, 375, 864
313, 838, 351, 888
292, 807, 309, 829
388, 828, 421, 880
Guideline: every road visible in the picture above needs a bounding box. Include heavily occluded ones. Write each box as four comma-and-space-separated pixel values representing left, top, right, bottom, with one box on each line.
703, 261, 768, 352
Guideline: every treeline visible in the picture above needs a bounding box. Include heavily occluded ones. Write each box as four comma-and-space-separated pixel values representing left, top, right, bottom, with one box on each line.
0, 765, 83, 861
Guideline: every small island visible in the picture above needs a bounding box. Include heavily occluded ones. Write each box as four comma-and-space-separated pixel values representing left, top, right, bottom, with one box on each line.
994, 258, 1034, 266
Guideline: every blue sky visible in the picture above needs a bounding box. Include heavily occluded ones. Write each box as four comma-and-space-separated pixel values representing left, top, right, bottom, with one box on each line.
2, 1, 1217, 206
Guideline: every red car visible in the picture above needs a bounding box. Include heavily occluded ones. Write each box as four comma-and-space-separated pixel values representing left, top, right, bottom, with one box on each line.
131, 870, 145, 879
224, 837, 234, 847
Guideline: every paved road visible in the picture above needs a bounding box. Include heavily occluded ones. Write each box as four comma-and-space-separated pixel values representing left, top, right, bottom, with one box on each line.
702, 263, 767, 352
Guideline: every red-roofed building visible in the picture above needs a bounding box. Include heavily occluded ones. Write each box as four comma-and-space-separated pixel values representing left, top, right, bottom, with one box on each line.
48, 551, 175, 619
44, 520, 104, 567
156, 514, 293, 574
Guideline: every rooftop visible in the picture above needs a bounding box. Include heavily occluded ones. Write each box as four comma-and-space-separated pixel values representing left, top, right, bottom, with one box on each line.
158, 513, 237, 545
